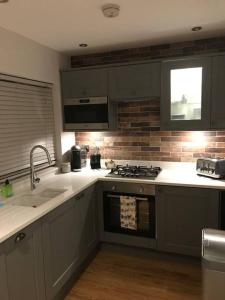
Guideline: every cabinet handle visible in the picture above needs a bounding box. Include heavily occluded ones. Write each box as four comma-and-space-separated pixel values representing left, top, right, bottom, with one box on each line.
75, 193, 84, 201
15, 232, 26, 244
111, 185, 116, 191
139, 185, 144, 193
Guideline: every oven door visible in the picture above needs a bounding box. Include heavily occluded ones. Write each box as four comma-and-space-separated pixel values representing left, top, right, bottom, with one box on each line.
63, 96, 109, 130
103, 192, 155, 238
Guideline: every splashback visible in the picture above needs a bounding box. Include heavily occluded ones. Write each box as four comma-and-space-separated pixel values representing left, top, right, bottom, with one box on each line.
75, 99, 225, 162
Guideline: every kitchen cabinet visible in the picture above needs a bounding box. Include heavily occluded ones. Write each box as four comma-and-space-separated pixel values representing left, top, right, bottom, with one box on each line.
156, 186, 219, 256
77, 185, 99, 263
211, 54, 225, 129
0, 221, 45, 300
42, 185, 98, 300
61, 68, 118, 132
61, 68, 108, 99
42, 196, 80, 300
109, 62, 161, 100
0, 185, 99, 300
161, 57, 211, 130
0, 250, 8, 300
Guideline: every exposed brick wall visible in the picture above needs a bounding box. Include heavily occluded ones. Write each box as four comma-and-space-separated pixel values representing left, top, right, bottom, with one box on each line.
71, 36, 225, 68
75, 100, 225, 162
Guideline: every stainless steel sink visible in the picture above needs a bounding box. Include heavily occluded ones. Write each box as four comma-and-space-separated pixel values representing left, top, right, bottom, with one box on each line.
10, 188, 67, 208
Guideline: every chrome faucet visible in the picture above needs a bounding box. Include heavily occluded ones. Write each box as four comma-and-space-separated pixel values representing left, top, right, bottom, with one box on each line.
30, 145, 52, 190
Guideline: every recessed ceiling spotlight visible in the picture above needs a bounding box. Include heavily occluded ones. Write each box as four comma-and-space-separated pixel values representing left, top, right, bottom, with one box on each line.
192, 26, 202, 32
79, 43, 88, 48
102, 3, 120, 18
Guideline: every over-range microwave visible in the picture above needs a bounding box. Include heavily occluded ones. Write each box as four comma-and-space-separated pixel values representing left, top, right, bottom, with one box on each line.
63, 96, 116, 131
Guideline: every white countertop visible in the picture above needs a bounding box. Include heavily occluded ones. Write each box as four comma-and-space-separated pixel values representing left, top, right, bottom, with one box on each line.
0, 161, 225, 244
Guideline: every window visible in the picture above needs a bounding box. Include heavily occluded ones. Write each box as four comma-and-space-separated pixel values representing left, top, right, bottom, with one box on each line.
0, 74, 56, 181
170, 67, 203, 121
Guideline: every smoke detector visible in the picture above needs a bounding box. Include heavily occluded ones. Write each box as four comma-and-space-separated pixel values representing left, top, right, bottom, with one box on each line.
192, 26, 202, 32
102, 4, 120, 18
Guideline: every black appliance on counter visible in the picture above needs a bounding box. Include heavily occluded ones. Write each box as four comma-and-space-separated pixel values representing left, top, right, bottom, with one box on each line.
106, 164, 161, 180
71, 145, 87, 171
103, 182, 156, 238
90, 153, 101, 169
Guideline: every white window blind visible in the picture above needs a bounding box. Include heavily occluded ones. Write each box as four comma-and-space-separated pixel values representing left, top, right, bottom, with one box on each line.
0, 74, 56, 181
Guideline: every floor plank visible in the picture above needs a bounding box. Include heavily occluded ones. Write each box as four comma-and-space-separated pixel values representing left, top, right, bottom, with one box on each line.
65, 247, 202, 300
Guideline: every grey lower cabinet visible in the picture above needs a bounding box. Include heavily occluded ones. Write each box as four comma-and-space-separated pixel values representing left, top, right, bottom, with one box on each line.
42, 196, 80, 300
42, 185, 98, 300
0, 221, 45, 300
0, 185, 98, 300
77, 184, 98, 264
0, 250, 8, 300
156, 186, 219, 256
211, 54, 225, 129
109, 62, 161, 100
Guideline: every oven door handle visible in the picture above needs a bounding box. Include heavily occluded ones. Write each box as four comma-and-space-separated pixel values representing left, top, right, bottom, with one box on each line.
106, 194, 149, 201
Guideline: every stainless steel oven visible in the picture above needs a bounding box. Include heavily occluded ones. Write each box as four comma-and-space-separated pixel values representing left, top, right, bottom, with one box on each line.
63, 96, 109, 130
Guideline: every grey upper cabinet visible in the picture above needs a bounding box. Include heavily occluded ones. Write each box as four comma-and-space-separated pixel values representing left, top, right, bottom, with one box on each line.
42, 197, 79, 300
161, 57, 211, 130
1, 221, 45, 300
61, 68, 108, 99
109, 62, 161, 100
156, 186, 219, 256
211, 55, 225, 129
77, 185, 98, 263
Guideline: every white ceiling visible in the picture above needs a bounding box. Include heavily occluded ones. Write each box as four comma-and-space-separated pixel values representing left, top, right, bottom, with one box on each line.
0, 0, 225, 55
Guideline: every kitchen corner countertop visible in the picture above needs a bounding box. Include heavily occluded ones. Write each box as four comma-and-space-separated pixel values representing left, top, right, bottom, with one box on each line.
1, 161, 225, 244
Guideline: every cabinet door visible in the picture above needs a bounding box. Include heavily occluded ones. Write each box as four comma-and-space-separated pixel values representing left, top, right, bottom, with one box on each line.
211, 55, 225, 129
161, 57, 211, 130
42, 197, 79, 300
2, 222, 45, 300
61, 68, 108, 99
109, 62, 161, 100
77, 185, 98, 263
0, 249, 9, 300
157, 186, 219, 256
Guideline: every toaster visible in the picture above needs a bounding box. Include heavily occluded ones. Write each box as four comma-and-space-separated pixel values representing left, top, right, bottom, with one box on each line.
196, 158, 225, 179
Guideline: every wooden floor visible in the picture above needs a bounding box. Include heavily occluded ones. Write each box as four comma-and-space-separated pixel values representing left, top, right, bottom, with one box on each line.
65, 247, 202, 300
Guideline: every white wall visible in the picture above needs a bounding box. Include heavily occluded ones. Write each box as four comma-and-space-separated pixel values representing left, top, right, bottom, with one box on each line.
0, 26, 75, 163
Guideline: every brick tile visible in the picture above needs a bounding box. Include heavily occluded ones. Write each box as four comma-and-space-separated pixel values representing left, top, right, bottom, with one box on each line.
141, 147, 160, 152
161, 137, 182, 142
205, 147, 225, 153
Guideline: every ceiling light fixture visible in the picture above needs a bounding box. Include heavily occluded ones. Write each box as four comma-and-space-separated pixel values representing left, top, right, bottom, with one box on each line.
79, 43, 88, 48
192, 26, 202, 32
102, 3, 120, 18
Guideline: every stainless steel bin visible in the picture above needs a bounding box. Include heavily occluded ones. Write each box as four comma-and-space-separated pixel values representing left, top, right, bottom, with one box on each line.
202, 229, 225, 300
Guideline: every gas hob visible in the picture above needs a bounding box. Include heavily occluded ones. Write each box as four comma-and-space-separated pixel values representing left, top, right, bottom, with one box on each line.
106, 164, 161, 180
